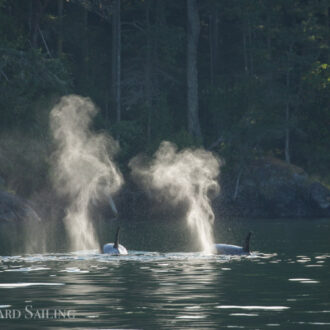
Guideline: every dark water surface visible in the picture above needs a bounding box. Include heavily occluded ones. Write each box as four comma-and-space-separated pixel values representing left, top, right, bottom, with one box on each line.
0, 218, 329, 329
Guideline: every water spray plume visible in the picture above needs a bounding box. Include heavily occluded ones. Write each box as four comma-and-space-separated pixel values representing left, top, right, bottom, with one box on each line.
50, 95, 123, 251
130, 141, 220, 253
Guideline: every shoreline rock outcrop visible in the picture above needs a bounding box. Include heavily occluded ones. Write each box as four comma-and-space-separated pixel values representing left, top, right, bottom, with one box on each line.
215, 157, 330, 218
1, 157, 329, 223
117, 157, 330, 220
0, 190, 40, 223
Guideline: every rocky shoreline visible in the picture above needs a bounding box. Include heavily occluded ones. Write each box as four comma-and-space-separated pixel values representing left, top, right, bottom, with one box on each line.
113, 157, 330, 220
214, 157, 330, 218
0, 190, 41, 223
1, 157, 330, 223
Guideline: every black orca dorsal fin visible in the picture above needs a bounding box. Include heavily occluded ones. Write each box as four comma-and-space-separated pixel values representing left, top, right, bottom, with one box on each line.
243, 232, 252, 253
113, 226, 120, 249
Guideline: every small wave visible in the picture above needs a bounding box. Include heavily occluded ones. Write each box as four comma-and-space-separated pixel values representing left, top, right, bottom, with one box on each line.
216, 305, 290, 311
289, 278, 319, 284
176, 315, 207, 319
0, 282, 64, 288
4, 267, 50, 272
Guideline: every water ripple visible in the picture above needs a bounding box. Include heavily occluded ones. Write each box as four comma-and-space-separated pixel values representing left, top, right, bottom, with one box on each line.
0, 283, 64, 288
216, 305, 290, 311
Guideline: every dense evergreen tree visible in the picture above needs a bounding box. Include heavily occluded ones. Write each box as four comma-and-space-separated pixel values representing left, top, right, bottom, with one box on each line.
0, 0, 329, 195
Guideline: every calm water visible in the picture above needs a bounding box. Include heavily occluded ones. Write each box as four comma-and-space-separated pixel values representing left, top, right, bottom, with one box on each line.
0, 218, 329, 329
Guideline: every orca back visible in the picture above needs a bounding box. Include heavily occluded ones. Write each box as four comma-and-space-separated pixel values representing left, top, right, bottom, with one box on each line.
214, 232, 252, 255
102, 226, 128, 255
214, 243, 247, 255
103, 243, 128, 255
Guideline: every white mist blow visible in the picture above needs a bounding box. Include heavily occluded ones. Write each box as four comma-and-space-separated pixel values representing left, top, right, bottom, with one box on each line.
130, 141, 220, 253
50, 95, 123, 251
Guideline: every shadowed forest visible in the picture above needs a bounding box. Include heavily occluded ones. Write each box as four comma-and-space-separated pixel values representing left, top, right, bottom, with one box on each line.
0, 0, 329, 218
1, 3, 330, 326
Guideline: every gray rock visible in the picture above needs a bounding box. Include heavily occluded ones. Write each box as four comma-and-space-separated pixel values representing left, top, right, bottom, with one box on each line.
310, 182, 330, 210
0, 190, 40, 222
216, 157, 330, 218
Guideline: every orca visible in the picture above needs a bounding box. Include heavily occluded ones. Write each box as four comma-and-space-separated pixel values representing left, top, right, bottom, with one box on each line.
214, 232, 252, 255
102, 226, 128, 255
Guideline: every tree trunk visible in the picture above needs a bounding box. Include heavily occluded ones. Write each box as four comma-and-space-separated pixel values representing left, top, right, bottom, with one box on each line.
233, 167, 243, 201
285, 44, 293, 164
105, 90, 110, 124
285, 102, 290, 164
266, 9, 274, 95
153, 0, 164, 96
247, 16, 254, 75
209, 7, 219, 85
57, 0, 63, 56
28, 1, 33, 39
83, 7, 89, 81
187, 0, 201, 139
112, 0, 121, 140
31, 0, 49, 48
145, 0, 153, 143
242, 28, 248, 74
31, 0, 42, 47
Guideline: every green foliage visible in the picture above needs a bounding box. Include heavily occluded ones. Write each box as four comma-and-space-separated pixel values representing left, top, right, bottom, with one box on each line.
0, 131, 49, 196
0, 0, 329, 196
0, 47, 72, 132
110, 120, 145, 169
170, 129, 197, 150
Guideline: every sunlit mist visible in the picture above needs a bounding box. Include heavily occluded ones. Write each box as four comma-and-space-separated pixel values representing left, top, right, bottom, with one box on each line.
50, 95, 123, 251
130, 141, 220, 253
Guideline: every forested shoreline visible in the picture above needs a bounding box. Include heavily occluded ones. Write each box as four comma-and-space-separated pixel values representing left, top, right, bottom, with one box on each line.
0, 0, 329, 219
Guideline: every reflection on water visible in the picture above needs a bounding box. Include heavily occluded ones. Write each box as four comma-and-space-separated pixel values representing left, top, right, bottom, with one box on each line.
216, 305, 290, 310
0, 218, 329, 328
0, 283, 64, 288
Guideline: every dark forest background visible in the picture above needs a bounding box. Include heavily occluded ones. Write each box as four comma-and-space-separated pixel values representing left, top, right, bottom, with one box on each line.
0, 0, 329, 199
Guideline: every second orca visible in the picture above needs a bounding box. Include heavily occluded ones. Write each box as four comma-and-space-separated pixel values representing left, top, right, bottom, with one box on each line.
214, 232, 252, 255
